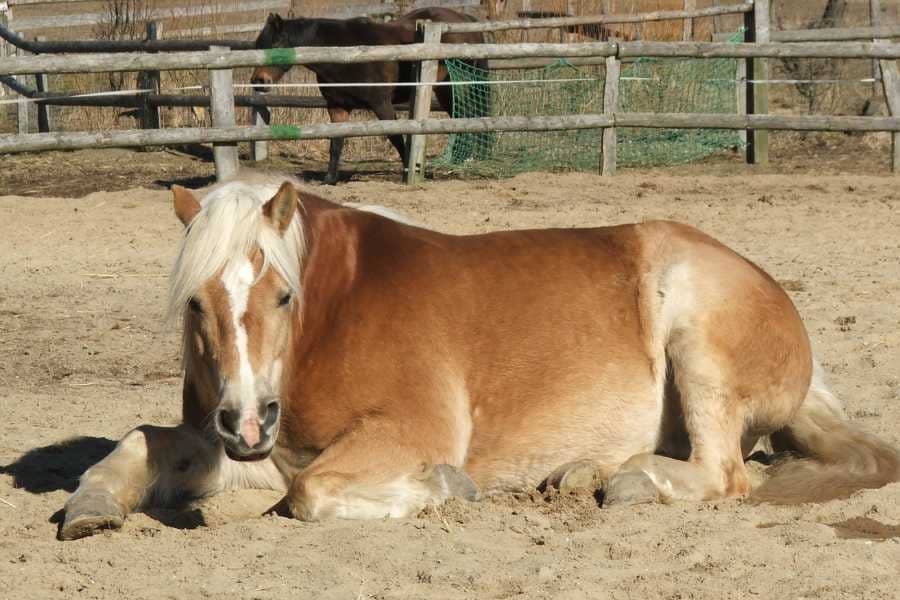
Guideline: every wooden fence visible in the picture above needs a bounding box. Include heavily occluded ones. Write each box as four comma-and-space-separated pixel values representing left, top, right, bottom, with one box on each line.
0, 0, 480, 39
1, 0, 899, 181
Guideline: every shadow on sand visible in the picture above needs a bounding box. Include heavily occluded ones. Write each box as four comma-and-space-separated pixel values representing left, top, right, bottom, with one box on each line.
0, 436, 116, 494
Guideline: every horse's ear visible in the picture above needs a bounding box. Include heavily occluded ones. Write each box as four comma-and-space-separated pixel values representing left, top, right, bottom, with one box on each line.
263, 181, 298, 234
267, 13, 283, 30
172, 185, 201, 227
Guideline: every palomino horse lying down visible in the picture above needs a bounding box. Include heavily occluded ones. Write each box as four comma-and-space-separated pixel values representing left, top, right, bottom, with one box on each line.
60, 178, 900, 540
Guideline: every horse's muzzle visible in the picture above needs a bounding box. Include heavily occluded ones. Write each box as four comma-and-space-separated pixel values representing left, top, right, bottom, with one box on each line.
250, 67, 281, 93
215, 399, 280, 461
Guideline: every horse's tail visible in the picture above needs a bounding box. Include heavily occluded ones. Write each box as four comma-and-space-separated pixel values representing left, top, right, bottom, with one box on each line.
750, 362, 900, 504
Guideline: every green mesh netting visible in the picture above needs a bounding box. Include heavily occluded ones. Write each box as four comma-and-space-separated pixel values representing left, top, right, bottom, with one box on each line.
433, 31, 744, 176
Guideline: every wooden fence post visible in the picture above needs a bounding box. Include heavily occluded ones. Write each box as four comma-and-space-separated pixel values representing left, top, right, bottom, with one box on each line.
683, 0, 695, 41
209, 45, 239, 181
250, 105, 270, 161
405, 20, 441, 185
34, 37, 51, 133
869, 0, 882, 96
0, 10, 8, 99
736, 51, 747, 146
601, 54, 620, 176
744, 0, 769, 166
878, 56, 899, 173
137, 21, 162, 130
14, 46, 29, 134
711, 0, 722, 36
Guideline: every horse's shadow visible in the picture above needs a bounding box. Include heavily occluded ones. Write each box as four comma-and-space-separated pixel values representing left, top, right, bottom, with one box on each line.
0, 436, 116, 494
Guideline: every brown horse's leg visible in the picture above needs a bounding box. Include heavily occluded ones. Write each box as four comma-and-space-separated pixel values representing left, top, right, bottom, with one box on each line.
369, 100, 407, 167
60, 424, 221, 540
434, 63, 452, 114
286, 419, 478, 521
325, 106, 351, 185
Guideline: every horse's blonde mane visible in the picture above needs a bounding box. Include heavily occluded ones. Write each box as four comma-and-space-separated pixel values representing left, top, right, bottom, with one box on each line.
167, 178, 306, 322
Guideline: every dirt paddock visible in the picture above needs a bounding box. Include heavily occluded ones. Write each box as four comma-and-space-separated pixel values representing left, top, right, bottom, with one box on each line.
1, 150, 898, 599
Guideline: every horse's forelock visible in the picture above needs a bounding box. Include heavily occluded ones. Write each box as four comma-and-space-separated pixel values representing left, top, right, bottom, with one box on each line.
166, 181, 305, 324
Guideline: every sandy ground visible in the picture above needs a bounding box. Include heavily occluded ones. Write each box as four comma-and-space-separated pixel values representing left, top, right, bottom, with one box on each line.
1, 161, 899, 599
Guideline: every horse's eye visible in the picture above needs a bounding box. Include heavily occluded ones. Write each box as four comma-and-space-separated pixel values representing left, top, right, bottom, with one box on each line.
188, 298, 203, 314
278, 292, 292, 307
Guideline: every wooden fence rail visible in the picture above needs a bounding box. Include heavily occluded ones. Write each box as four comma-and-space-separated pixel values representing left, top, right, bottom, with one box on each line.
3, 113, 899, 155
439, 3, 753, 34
772, 24, 900, 43
3, 41, 900, 77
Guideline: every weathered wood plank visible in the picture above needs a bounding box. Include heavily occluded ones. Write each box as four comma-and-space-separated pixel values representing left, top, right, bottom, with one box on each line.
137, 22, 161, 131
440, 4, 752, 34
0, 115, 615, 154
3, 113, 899, 156
0, 42, 618, 76
616, 113, 900, 131
752, 0, 769, 166
871, 0, 885, 97
9, 0, 288, 31
600, 55, 620, 177
250, 105, 270, 162
613, 41, 899, 59
24, 92, 439, 112
4, 41, 900, 77
878, 57, 900, 172
14, 46, 29, 135
406, 20, 442, 185
209, 46, 239, 181
682, 0, 695, 42
736, 53, 747, 145
771, 24, 900, 43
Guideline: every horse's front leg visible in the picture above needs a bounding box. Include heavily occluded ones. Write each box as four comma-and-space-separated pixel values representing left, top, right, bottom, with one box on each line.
325, 105, 351, 185
60, 424, 221, 540
369, 100, 407, 168
286, 419, 479, 521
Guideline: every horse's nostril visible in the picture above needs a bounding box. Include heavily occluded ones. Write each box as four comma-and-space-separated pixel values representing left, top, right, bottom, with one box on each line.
216, 408, 240, 438
262, 401, 280, 429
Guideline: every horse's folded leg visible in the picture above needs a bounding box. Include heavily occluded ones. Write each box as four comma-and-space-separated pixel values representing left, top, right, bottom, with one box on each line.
59, 424, 220, 540
60, 490, 125, 541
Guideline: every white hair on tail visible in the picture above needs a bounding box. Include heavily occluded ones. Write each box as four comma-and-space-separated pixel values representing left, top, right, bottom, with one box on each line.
167, 179, 305, 322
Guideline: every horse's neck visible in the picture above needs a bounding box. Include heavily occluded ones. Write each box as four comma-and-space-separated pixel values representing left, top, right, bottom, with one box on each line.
291, 198, 365, 357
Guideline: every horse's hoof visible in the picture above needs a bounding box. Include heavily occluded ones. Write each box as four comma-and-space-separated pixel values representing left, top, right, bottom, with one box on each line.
425, 464, 481, 502
603, 471, 660, 507
544, 460, 604, 494
59, 491, 125, 541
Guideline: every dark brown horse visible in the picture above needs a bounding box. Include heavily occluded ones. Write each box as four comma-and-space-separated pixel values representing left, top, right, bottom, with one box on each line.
251, 9, 488, 184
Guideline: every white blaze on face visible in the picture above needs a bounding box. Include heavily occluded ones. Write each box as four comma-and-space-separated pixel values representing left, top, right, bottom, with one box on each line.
221, 257, 261, 448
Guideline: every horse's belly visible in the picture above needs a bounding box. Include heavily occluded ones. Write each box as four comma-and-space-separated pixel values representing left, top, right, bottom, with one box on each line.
464, 375, 662, 493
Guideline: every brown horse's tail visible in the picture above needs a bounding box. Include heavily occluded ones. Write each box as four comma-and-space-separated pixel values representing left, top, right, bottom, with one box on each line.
750, 363, 900, 504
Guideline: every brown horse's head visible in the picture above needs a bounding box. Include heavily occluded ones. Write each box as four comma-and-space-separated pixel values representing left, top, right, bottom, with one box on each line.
251, 13, 312, 92
168, 181, 305, 461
